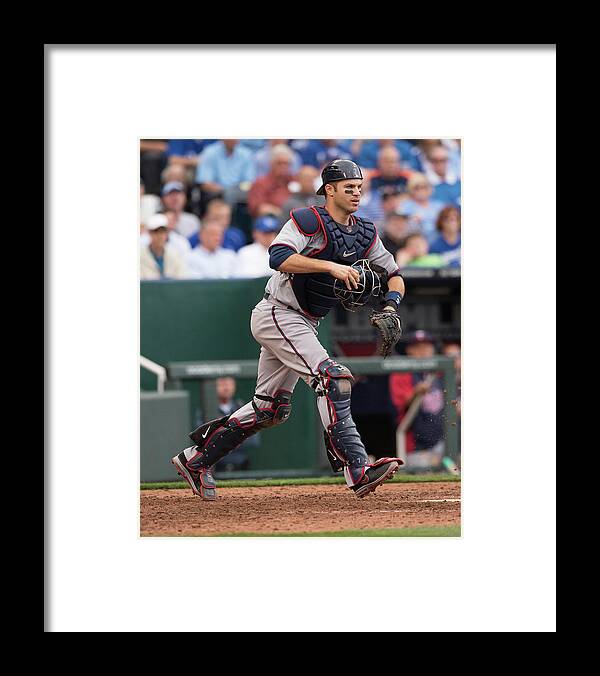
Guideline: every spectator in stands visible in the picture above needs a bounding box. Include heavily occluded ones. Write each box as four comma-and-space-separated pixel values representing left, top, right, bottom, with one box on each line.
203, 198, 233, 229
414, 139, 440, 166
369, 145, 412, 199
195, 139, 256, 202
234, 215, 281, 279
381, 210, 412, 258
383, 185, 407, 214
442, 339, 461, 393
140, 179, 161, 233
216, 376, 240, 416
139, 214, 187, 280
213, 204, 247, 252
161, 162, 203, 218
394, 139, 424, 171
140, 139, 168, 195
429, 206, 461, 267
161, 163, 191, 188
395, 233, 445, 269
186, 221, 237, 279
356, 178, 412, 233
441, 339, 461, 444
247, 144, 295, 219
290, 139, 353, 168
141, 209, 191, 260
162, 209, 194, 256
239, 139, 267, 151
389, 330, 446, 469
353, 139, 422, 171
349, 139, 378, 168
319, 139, 354, 166
351, 139, 375, 169
400, 173, 446, 241
166, 139, 210, 174
254, 140, 302, 178
422, 144, 461, 207
190, 214, 246, 255
279, 166, 325, 222
188, 199, 247, 252
354, 171, 385, 229
442, 139, 462, 178
381, 186, 411, 230
160, 181, 201, 239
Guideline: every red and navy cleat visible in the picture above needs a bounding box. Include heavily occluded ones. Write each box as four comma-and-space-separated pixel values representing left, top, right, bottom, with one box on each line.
350, 457, 403, 498
171, 449, 217, 501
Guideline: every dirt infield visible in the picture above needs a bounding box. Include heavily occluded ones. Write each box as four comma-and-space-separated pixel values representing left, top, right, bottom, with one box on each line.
140, 481, 461, 536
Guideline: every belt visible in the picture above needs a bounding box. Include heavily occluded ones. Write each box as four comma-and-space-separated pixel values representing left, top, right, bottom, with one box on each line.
263, 292, 297, 312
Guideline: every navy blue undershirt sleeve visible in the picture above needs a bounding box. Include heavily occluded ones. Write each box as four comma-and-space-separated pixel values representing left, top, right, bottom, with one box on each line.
269, 244, 297, 270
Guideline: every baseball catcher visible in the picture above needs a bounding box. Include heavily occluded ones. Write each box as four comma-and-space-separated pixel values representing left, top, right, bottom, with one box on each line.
172, 158, 406, 500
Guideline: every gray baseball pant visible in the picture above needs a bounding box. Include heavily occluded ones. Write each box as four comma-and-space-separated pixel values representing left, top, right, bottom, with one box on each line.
228, 298, 358, 483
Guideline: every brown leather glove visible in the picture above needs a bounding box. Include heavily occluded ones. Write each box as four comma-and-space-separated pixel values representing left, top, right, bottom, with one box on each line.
370, 307, 403, 358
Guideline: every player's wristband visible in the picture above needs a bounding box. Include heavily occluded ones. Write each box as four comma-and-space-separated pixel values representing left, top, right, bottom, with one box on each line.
384, 291, 403, 310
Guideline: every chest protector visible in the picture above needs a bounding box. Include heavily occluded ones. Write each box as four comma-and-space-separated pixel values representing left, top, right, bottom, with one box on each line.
289, 206, 378, 317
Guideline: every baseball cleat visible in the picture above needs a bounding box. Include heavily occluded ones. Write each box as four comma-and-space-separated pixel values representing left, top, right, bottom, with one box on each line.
350, 457, 402, 498
171, 449, 217, 501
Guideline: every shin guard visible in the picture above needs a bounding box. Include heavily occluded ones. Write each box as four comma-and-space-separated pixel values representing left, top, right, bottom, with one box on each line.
186, 391, 292, 471
315, 359, 370, 485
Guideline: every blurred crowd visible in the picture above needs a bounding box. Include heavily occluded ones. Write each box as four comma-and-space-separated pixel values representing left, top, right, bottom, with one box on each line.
140, 139, 461, 281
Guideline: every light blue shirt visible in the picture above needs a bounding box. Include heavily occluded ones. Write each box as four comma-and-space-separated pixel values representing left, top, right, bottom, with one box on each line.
186, 246, 237, 279
254, 145, 302, 178
196, 141, 256, 188
239, 139, 267, 151
356, 140, 423, 171
400, 199, 446, 241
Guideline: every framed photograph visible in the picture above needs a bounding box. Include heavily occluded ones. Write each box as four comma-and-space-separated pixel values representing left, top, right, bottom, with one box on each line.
47, 45, 555, 633
139, 138, 462, 537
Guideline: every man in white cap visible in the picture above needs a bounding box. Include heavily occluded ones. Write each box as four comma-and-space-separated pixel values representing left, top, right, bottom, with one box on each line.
140, 213, 187, 280
140, 210, 191, 260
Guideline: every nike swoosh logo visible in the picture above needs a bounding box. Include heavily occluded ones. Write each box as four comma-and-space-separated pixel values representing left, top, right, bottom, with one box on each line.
202, 429, 209, 439
343, 251, 356, 257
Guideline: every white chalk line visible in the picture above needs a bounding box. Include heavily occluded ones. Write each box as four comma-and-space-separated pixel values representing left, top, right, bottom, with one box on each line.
308, 499, 461, 515
417, 498, 461, 503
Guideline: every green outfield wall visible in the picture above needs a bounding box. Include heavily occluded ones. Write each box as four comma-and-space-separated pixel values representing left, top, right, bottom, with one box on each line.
140, 278, 332, 475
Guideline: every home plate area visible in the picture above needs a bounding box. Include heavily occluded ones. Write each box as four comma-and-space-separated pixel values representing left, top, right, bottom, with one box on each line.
140, 480, 461, 536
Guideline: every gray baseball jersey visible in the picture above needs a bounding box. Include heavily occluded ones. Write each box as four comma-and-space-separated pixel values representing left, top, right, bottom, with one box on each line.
264, 218, 399, 312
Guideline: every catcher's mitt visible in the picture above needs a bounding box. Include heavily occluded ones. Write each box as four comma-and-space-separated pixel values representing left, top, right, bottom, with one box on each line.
370, 308, 403, 358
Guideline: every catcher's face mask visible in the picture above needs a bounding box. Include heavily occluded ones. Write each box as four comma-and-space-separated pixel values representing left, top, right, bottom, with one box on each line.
333, 259, 383, 311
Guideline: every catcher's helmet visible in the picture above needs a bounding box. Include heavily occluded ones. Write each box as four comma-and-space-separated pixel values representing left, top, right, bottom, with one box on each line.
333, 259, 383, 311
316, 159, 363, 195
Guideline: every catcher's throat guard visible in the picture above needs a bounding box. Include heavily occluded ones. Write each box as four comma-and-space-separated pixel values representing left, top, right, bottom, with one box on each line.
333, 259, 386, 311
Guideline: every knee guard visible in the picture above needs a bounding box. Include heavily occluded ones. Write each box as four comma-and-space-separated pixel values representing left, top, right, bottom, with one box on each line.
252, 390, 293, 428
186, 391, 292, 471
314, 359, 369, 483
